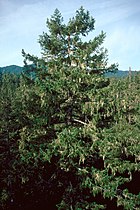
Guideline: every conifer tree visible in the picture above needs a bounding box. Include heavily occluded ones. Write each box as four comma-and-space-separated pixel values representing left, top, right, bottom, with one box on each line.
19, 7, 121, 209
0, 73, 20, 208
22, 6, 117, 75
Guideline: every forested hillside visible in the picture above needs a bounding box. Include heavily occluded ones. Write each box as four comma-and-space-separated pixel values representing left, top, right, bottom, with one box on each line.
0, 65, 138, 78
0, 7, 140, 210
0, 65, 22, 74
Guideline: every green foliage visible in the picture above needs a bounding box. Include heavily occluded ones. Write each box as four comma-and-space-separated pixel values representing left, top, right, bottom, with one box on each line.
0, 65, 22, 74
36, 6, 118, 72
0, 7, 139, 210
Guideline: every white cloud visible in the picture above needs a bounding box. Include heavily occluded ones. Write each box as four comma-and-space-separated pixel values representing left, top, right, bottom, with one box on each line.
93, 0, 140, 28
0, 1, 49, 66
104, 23, 140, 70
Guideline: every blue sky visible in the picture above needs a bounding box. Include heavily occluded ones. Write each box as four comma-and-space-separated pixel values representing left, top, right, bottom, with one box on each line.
0, 0, 140, 70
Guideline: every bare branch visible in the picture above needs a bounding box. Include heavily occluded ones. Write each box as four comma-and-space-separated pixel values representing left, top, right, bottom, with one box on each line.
73, 118, 87, 125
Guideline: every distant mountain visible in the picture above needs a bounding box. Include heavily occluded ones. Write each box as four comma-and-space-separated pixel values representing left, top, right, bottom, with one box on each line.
105, 70, 138, 78
0, 65, 23, 74
0, 65, 139, 78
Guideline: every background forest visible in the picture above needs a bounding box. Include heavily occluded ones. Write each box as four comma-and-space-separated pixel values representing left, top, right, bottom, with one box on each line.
0, 7, 140, 210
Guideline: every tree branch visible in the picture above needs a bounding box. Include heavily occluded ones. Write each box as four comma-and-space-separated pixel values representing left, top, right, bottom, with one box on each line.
73, 118, 87, 125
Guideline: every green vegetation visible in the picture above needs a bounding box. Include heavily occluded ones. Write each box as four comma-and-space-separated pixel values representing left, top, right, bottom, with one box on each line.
0, 66, 137, 78
0, 65, 22, 74
0, 7, 140, 210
